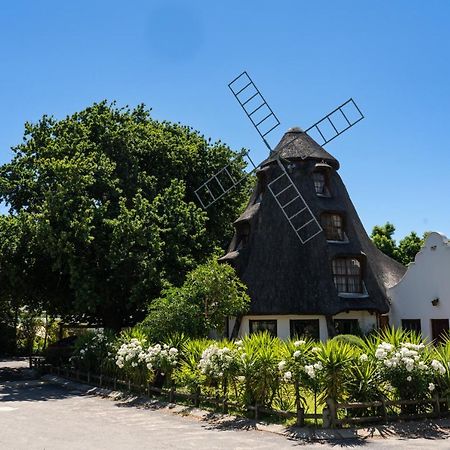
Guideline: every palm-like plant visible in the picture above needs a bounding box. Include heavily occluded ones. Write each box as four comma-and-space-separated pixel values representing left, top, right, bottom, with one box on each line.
316, 340, 356, 404
239, 332, 283, 407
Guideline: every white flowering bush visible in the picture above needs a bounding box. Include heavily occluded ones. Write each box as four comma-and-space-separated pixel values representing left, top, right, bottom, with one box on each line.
144, 344, 179, 375
115, 338, 147, 371
278, 339, 323, 387
374, 341, 440, 399
198, 344, 239, 381
71, 330, 115, 372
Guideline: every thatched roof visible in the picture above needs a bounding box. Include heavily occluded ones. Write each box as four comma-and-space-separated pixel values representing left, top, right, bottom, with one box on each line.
221, 130, 405, 316
262, 128, 340, 169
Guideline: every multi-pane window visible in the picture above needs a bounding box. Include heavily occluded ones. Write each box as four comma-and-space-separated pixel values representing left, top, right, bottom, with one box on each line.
401, 319, 421, 333
249, 320, 277, 337
290, 320, 320, 340
312, 171, 330, 196
321, 213, 345, 241
332, 258, 362, 293
334, 319, 360, 335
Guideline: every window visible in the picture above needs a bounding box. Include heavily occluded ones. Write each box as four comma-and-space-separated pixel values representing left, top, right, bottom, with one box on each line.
290, 320, 320, 340
332, 258, 362, 293
431, 319, 449, 343
321, 213, 345, 241
249, 320, 277, 337
401, 319, 421, 334
334, 319, 360, 335
312, 171, 330, 196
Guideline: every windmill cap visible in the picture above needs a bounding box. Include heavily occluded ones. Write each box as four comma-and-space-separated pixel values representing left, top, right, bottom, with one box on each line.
287, 126, 304, 133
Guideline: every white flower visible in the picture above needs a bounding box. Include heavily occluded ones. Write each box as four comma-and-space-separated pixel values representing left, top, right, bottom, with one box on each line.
294, 340, 305, 347
283, 371, 292, 381
431, 360, 446, 375
278, 360, 286, 371
429, 383, 436, 392
312, 347, 320, 353
407, 376, 412, 382
304, 365, 316, 379
293, 350, 301, 358
359, 354, 368, 362
235, 340, 243, 347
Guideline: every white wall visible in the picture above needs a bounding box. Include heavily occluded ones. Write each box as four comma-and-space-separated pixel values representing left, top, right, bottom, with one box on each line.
388, 232, 450, 340
229, 311, 377, 341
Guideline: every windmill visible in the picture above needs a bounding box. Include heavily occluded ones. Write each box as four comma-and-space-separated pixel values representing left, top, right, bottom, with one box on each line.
194, 71, 364, 244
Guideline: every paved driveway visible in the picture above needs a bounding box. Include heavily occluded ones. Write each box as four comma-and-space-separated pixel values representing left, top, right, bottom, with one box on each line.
1, 359, 450, 449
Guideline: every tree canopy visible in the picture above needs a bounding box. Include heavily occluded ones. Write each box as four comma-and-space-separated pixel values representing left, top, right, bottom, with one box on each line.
0, 101, 250, 329
370, 222, 428, 266
142, 258, 250, 339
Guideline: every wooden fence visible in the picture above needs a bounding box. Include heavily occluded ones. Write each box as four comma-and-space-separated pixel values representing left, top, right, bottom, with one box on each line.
31, 357, 450, 428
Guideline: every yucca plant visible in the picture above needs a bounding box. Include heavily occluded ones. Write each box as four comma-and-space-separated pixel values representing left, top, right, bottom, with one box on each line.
174, 338, 211, 396
239, 332, 282, 407
316, 340, 356, 404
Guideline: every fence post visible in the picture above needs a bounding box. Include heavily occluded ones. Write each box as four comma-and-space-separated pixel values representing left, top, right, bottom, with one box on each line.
323, 398, 336, 428
434, 394, 441, 417
222, 378, 229, 414
295, 380, 304, 427
381, 398, 388, 423
194, 386, 200, 407
128, 379, 131, 392
169, 385, 175, 403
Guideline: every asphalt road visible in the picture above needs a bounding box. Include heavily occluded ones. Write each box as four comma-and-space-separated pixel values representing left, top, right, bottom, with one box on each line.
1, 359, 450, 449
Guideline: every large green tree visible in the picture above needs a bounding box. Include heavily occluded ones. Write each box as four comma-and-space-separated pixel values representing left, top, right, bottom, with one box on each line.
370, 222, 428, 266
0, 102, 249, 329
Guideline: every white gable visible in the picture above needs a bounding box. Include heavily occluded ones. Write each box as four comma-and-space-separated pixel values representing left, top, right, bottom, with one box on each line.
388, 232, 450, 340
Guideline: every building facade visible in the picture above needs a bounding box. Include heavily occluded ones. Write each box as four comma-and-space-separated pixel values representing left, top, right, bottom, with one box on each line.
222, 128, 405, 341
388, 232, 450, 342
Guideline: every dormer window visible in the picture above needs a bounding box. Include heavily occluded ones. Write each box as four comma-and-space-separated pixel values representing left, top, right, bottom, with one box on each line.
313, 171, 330, 196
321, 213, 345, 241
332, 257, 362, 293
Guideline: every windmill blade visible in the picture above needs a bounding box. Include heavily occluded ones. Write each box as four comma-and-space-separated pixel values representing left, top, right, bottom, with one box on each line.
268, 158, 322, 244
228, 71, 281, 152
194, 150, 257, 209
305, 98, 364, 147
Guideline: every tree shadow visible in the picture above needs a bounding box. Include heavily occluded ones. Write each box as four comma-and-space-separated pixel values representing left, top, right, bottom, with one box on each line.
201, 414, 257, 432
364, 420, 450, 440
0, 380, 79, 403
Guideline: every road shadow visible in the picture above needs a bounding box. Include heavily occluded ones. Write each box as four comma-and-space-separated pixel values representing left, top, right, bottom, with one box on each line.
364, 420, 450, 440
0, 380, 79, 403
202, 413, 257, 432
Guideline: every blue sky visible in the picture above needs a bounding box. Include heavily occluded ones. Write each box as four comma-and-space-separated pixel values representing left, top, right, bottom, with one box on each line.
1, 0, 449, 240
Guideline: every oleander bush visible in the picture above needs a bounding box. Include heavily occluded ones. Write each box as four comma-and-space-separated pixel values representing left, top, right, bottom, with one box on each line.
63, 327, 450, 417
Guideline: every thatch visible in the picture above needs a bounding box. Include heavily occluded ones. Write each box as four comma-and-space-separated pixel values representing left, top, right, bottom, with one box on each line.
221, 129, 405, 316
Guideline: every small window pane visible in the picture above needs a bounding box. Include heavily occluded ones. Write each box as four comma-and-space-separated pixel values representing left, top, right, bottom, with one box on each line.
249, 320, 277, 337
334, 319, 360, 335
332, 258, 362, 293
322, 213, 344, 241
313, 172, 329, 196
290, 320, 320, 340
401, 319, 421, 333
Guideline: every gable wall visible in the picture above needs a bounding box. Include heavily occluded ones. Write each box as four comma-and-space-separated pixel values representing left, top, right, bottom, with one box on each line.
388, 232, 450, 340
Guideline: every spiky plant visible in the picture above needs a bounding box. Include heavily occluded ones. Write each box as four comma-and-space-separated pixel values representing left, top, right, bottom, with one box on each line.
174, 338, 212, 395
239, 332, 283, 407
316, 340, 356, 404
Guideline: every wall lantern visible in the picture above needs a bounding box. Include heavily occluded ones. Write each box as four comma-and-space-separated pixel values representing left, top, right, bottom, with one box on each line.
431, 298, 440, 306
